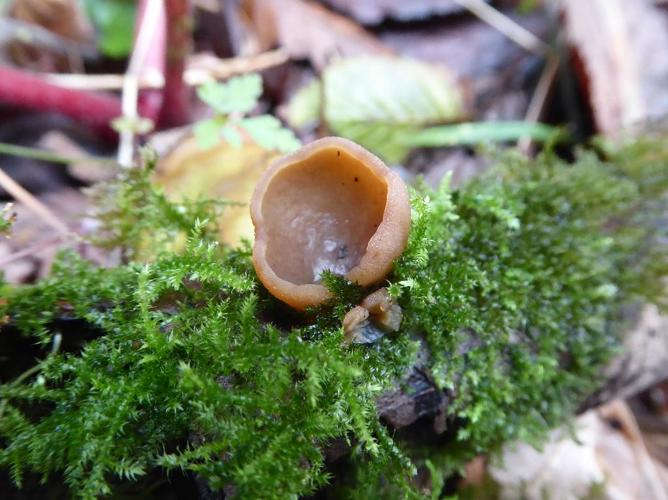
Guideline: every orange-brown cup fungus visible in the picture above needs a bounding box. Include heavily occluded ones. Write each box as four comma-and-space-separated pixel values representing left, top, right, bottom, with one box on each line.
250, 137, 411, 310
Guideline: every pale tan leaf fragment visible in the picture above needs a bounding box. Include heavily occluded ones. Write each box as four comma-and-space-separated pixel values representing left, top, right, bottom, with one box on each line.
562, 0, 668, 136
155, 136, 279, 247
243, 0, 392, 70
489, 400, 668, 500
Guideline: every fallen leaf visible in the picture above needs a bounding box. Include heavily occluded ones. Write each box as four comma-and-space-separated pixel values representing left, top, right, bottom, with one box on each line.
562, 0, 668, 135
0, 242, 36, 284
488, 400, 668, 500
154, 136, 279, 247
379, 10, 549, 80
321, 0, 473, 25
9, 0, 93, 71
286, 56, 467, 163
10, 0, 92, 43
243, 0, 392, 70
1, 188, 91, 281
325, 57, 466, 162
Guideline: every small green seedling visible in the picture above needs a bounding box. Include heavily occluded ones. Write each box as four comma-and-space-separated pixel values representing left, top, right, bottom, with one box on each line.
194, 73, 301, 152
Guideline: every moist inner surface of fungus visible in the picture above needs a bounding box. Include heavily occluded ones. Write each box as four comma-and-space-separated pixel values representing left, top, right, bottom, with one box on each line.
262, 147, 388, 285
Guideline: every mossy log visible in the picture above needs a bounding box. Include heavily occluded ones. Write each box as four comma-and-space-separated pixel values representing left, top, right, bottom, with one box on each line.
2, 140, 668, 497
379, 304, 668, 431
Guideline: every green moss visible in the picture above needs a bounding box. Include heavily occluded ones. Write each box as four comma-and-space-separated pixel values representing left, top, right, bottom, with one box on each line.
1, 139, 668, 498
0, 203, 15, 237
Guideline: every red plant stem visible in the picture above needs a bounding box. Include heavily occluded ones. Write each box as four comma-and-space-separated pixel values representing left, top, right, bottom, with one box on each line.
0, 65, 121, 138
158, 0, 193, 127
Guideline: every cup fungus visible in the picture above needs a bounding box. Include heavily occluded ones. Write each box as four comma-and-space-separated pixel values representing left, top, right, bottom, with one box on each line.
250, 137, 411, 310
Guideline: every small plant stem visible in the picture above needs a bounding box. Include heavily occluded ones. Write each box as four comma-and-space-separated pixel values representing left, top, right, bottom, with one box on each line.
452, 0, 551, 55
186, 49, 289, 84
40, 49, 290, 90
0, 66, 122, 138
0, 333, 62, 420
0, 166, 71, 235
158, 0, 193, 127
0, 235, 64, 268
0, 141, 118, 166
118, 0, 166, 167
519, 54, 561, 153
41, 72, 164, 90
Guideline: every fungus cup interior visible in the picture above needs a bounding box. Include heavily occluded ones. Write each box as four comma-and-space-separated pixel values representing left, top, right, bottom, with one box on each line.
263, 147, 387, 285
252, 137, 410, 310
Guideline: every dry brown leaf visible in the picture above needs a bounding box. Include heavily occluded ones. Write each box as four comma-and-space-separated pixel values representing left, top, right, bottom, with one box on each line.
0, 188, 91, 282
8, 0, 93, 71
562, 0, 668, 136
379, 10, 551, 121
154, 136, 279, 247
37, 131, 116, 184
10, 0, 91, 42
242, 0, 392, 70
488, 400, 668, 500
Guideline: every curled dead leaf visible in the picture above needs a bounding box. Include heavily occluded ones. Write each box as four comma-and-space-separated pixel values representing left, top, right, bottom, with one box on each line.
155, 136, 279, 247
242, 0, 392, 70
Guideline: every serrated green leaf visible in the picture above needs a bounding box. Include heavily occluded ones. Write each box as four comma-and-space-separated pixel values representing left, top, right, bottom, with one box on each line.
323, 56, 466, 162
196, 74, 263, 115
238, 115, 301, 153
315, 57, 563, 162
193, 119, 221, 149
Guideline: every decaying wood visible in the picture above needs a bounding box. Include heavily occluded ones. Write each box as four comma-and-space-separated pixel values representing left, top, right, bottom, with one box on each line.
377, 304, 668, 431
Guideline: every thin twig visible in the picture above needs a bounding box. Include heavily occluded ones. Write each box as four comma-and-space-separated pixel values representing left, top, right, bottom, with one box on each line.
41, 72, 164, 90
0, 333, 62, 420
0, 17, 97, 59
185, 49, 290, 84
451, 0, 551, 55
39, 49, 289, 90
0, 142, 118, 167
0, 235, 64, 269
0, 167, 70, 235
519, 55, 560, 153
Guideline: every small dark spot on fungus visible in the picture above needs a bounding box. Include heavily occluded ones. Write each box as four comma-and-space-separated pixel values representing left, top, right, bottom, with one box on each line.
250, 137, 411, 310
337, 245, 348, 260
